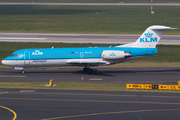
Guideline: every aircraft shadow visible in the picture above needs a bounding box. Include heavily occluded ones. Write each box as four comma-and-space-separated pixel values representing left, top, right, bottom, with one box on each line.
9, 68, 180, 77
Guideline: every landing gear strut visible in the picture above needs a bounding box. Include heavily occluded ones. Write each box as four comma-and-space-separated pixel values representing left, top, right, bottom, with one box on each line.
83, 66, 93, 74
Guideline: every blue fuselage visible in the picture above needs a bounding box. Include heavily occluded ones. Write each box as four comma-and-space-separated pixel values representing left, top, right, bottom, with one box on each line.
2, 47, 157, 67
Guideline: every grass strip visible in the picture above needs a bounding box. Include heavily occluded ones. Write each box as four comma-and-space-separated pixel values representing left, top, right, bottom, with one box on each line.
0, 81, 125, 91
0, 0, 179, 3
0, 81, 180, 93
0, 5, 179, 34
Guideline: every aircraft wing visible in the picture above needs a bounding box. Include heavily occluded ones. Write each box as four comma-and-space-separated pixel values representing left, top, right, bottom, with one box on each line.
66, 60, 107, 66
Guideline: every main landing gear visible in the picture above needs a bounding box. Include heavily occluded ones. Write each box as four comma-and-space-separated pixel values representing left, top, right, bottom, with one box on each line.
83, 66, 93, 74
21, 70, 25, 74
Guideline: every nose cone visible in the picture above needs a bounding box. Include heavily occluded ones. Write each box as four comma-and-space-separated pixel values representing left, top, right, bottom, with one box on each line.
1, 59, 17, 66
1, 60, 11, 66
1, 60, 6, 65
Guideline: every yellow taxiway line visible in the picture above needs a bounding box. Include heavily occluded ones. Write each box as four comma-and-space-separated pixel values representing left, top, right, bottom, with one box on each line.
0, 75, 26, 77
0, 105, 17, 120
0, 97, 180, 105
42, 109, 180, 120
0, 96, 179, 120
0, 92, 8, 94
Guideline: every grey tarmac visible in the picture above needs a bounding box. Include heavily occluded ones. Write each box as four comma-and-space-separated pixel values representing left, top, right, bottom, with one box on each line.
0, 89, 180, 120
0, 67, 180, 84
0, 33, 180, 45
1, 67, 180, 120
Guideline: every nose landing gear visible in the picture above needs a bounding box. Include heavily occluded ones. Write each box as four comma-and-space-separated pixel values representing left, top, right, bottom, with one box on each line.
14, 67, 25, 74
21, 70, 25, 74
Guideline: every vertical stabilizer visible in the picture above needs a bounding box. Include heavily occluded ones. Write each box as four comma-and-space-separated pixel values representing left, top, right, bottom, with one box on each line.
132, 25, 175, 48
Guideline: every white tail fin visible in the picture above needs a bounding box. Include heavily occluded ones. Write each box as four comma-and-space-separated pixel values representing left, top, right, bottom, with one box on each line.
132, 25, 175, 48
117, 25, 176, 48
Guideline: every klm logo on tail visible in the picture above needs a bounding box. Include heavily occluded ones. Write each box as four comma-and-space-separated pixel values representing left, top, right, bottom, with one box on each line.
140, 32, 157, 42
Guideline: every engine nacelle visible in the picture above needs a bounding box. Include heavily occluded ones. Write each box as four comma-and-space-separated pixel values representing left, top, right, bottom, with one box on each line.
101, 50, 130, 59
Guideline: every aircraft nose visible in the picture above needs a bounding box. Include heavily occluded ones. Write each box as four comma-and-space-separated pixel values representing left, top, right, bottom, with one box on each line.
1, 60, 5, 65
1, 59, 16, 66
1, 60, 8, 65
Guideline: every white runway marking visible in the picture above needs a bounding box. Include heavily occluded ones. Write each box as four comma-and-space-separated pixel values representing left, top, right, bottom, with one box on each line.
89, 78, 103, 80
0, 33, 180, 45
0, 37, 46, 40
0, 3, 180, 6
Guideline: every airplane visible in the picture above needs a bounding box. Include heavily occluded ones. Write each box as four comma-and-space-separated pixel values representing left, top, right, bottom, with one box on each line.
1, 25, 176, 74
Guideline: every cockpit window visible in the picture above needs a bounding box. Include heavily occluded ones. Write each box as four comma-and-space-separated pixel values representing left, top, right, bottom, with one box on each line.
10, 54, 19, 57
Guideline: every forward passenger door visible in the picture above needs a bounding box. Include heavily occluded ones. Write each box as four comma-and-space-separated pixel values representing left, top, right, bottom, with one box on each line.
24, 51, 30, 65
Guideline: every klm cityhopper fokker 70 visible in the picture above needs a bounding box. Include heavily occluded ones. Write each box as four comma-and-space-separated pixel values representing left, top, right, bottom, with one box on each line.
1, 25, 175, 74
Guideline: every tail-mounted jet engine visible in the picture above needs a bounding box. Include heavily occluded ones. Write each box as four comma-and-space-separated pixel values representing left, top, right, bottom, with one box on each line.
101, 50, 131, 60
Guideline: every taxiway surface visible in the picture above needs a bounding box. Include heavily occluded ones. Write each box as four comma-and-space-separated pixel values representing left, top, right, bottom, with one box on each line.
0, 89, 180, 120
1, 67, 180, 119
0, 33, 180, 45
0, 67, 180, 84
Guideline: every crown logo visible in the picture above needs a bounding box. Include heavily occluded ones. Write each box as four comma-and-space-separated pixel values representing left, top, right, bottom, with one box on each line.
144, 32, 153, 37
110, 53, 116, 56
